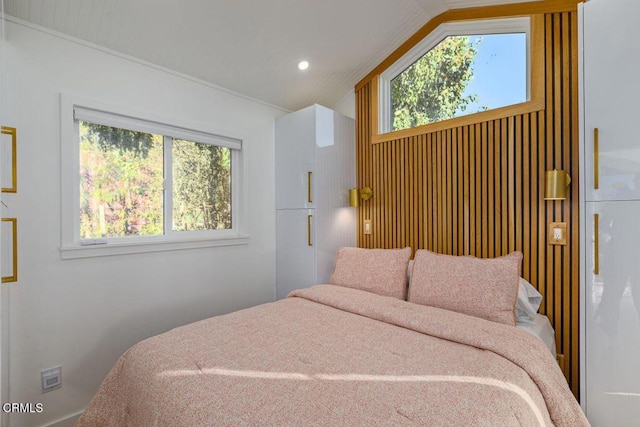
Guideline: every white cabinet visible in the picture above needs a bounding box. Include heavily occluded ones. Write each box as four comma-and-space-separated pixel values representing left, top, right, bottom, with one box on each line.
583, 0, 640, 201
584, 202, 640, 427
275, 104, 355, 300
276, 209, 316, 299
276, 105, 334, 209
581, 1, 640, 424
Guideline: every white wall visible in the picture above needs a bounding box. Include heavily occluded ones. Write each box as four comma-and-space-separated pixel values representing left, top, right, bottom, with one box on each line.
332, 90, 356, 119
0, 9, 10, 426
3, 19, 283, 427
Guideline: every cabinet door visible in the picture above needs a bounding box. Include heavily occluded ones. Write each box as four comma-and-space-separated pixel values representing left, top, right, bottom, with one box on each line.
276, 209, 316, 300
315, 111, 356, 284
275, 108, 316, 209
585, 201, 640, 426
583, 0, 640, 201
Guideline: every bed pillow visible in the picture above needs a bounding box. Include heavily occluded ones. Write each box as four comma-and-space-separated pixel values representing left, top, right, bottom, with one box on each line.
516, 278, 543, 324
408, 250, 522, 326
409, 258, 541, 322
330, 247, 412, 299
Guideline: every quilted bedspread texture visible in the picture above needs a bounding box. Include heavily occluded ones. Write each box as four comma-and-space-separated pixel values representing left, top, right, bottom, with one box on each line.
77, 285, 588, 426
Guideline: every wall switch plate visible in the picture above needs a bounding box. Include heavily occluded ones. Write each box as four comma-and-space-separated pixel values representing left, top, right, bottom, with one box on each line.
364, 219, 372, 235
549, 222, 567, 245
41, 366, 62, 393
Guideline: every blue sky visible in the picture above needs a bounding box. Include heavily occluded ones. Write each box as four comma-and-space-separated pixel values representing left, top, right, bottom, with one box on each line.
455, 33, 527, 117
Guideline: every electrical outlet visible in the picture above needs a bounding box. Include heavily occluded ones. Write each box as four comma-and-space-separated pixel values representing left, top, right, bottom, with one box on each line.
554, 228, 562, 240
549, 222, 567, 245
41, 366, 62, 393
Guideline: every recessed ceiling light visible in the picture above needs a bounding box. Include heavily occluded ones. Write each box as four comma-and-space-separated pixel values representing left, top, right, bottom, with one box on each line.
298, 60, 309, 71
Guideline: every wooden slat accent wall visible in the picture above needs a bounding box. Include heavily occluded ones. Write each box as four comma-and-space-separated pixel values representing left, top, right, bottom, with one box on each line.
355, 11, 580, 396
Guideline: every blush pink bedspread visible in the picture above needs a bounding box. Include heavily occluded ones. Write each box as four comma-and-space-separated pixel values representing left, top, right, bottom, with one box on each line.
77, 285, 588, 426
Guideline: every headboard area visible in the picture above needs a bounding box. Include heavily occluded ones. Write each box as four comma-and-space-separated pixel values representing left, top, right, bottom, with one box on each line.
354, 5, 580, 397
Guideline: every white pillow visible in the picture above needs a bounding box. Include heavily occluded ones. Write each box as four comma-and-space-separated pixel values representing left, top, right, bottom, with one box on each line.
516, 278, 543, 324
407, 259, 414, 284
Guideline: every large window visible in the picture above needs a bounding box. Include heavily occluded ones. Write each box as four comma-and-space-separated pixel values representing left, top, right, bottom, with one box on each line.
380, 18, 530, 134
79, 122, 232, 239
61, 96, 246, 258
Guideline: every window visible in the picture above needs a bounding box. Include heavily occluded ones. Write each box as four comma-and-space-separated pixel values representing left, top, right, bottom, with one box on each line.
61, 96, 247, 258
79, 122, 232, 238
379, 18, 530, 134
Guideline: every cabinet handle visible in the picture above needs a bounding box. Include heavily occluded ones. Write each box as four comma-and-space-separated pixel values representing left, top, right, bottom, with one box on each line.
307, 214, 313, 246
594, 128, 599, 190
307, 171, 313, 203
594, 213, 600, 275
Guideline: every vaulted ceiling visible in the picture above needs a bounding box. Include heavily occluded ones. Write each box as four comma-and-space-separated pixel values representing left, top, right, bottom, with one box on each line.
2, 0, 531, 111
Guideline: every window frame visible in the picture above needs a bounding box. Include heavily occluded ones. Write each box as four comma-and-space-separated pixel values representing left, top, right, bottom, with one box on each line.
378, 17, 534, 138
60, 94, 249, 259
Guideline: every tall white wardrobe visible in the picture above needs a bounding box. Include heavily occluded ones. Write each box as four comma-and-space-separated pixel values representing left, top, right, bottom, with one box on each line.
581, 0, 640, 425
275, 104, 356, 300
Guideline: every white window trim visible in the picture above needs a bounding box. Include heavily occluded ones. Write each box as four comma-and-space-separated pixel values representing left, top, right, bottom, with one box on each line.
379, 17, 531, 135
60, 93, 250, 259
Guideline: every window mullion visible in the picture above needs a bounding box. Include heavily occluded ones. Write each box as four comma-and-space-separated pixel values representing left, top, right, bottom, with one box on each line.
163, 136, 173, 236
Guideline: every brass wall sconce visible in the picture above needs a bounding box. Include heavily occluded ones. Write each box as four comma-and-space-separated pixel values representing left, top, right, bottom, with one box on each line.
544, 170, 571, 200
349, 187, 373, 207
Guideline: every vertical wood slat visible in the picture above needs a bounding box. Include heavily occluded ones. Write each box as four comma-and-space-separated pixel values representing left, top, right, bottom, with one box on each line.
494, 121, 502, 256
527, 113, 535, 279
523, 114, 531, 279
537, 109, 547, 317
508, 116, 516, 253
545, 12, 555, 328
487, 124, 494, 258
501, 119, 509, 255
354, 10, 579, 397
463, 127, 470, 255
469, 125, 476, 255
481, 123, 488, 258
515, 116, 523, 257
569, 10, 580, 396
456, 128, 463, 254
475, 124, 482, 256
552, 12, 563, 363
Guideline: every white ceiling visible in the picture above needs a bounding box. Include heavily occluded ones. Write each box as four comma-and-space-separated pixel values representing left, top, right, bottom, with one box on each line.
2, 0, 532, 111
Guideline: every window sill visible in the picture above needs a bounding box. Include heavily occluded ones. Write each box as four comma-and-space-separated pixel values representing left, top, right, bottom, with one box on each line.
372, 99, 545, 144
60, 234, 250, 259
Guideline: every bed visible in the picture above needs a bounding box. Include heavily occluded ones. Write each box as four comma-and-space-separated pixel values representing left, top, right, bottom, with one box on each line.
518, 313, 557, 357
78, 248, 587, 426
